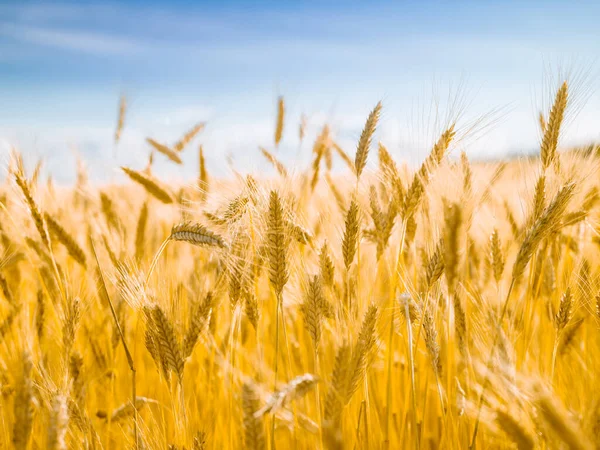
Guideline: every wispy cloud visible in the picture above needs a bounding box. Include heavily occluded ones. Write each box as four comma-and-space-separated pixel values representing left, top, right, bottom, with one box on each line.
0, 22, 144, 55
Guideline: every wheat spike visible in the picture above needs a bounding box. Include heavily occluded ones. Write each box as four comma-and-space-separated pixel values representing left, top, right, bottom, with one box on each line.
110, 397, 159, 423
121, 167, 174, 204
423, 305, 442, 375
12, 352, 33, 450
345, 304, 378, 404
147, 138, 183, 164
0, 271, 14, 305
540, 81, 568, 170
319, 241, 335, 288
341, 199, 360, 270
115, 94, 126, 144
425, 239, 445, 288
47, 393, 69, 450
256, 373, 319, 417
534, 386, 593, 450
489, 229, 504, 284
554, 287, 572, 331
243, 383, 266, 450
198, 145, 209, 201
150, 305, 184, 379
14, 169, 51, 249
443, 201, 462, 292
173, 122, 205, 152
135, 202, 148, 263
301, 275, 325, 348
260, 147, 288, 177
332, 142, 355, 174
267, 191, 289, 297
512, 183, 575, 280
495, 409, 535, 450
275, 96, 285, 147
36, 289, 45, 340
183, 292, 214, 359
44, 212, 87, 267
170, 222, 227, 249
354, 101, 382, 180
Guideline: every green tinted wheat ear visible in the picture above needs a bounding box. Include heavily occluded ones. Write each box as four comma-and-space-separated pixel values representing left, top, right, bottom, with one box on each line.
44, 213, 87, 268
121, 167, 174, 204
242, 383, 266, 450
170, 222, 227, 249
267, 191, 289, 297
173, 122, 205, 152
342, 199, 360, 270
540, 81, 568, 170
354, 101, 382, 180
275, 96, 285, 147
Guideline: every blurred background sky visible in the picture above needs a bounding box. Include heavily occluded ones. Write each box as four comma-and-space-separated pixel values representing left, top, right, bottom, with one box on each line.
0, 0, 599, 183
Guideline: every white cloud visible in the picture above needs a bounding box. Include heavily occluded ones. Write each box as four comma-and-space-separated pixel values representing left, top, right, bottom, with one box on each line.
0, 22, 144, 55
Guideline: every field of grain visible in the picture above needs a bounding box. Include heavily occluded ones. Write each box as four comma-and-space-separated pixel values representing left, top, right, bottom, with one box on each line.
1, 82, 599, 449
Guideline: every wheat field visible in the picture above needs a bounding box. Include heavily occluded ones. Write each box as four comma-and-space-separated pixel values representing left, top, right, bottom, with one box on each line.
1, 81, 599, 450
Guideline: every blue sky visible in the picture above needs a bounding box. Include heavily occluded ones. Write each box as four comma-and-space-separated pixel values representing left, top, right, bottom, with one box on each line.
0, 0, 599, 183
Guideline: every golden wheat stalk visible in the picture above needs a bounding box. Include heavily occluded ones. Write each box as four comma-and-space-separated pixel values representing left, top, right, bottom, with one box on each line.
256, 373, 319, 417
147, 138, 183, 164
275, 96, 285, 147
173, 122, 205, 152
44, 213, 87, 268
260, 147, 288, 177
243, 383, 266, 450
121, 167, 174, 204
540, 81, 568, 170
198, 145, 209, 201
354, 101, 382, 180
115, 94, 126, 144
169, 222, 227, 248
